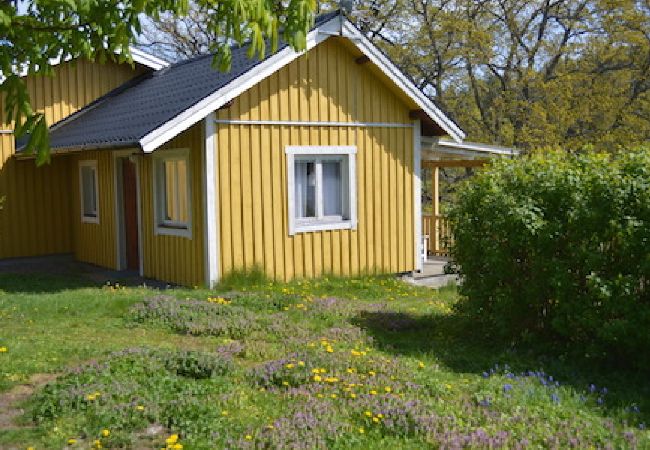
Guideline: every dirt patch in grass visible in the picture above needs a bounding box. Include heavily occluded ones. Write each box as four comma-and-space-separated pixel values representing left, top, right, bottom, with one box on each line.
0, 373, 58, 429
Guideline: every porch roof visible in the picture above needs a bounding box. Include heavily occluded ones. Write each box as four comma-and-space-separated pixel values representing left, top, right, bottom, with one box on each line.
421, 136, 519, 160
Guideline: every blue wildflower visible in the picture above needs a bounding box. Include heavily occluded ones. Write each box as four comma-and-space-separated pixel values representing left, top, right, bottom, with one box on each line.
639, 423, 646, 430
482, 371, 489, 378
589, 384, 597, 393
503, 384, 513, 393
597, 397, 604, 405
601, 387, 608, 395
551, 393, 560, 404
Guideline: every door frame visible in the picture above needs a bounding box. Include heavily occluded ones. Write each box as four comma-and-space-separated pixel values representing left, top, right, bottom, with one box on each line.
113, 149, 143, 275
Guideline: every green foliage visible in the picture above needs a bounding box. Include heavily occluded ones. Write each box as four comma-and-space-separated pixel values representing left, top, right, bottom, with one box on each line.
0, 0, 316, 164
355, 0, 650, 152
449, 147, 650, 369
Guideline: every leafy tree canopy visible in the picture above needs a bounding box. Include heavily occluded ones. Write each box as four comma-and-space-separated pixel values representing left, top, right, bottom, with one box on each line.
0, 0, 316, 164
340, 0, 650, 152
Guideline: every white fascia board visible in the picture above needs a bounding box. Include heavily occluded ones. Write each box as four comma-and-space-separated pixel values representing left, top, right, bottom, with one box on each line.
6, 46, 168, 79
128, 47, 170, 70
341, 21, 465, 143
427, 137, 519, 157
139, 19, 340, 153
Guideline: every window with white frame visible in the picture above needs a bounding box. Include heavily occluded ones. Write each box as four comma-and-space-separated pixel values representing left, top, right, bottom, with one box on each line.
153, 149, 192, 237
286, 146, 357, 234
79, 160, 99, 223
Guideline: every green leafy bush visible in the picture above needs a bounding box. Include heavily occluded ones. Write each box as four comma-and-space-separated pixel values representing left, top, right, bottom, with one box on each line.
448, 147, 650, 369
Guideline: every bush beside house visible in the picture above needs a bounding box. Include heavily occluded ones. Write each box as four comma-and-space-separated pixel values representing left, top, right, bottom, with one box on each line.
449, 148, 650, 369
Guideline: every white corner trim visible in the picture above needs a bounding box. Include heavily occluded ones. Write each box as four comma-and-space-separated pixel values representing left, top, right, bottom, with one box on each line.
413, 120, 423, 272
203, 112, 220, 288
341, 21, 465, 143
152, 148, 193, 239
285, 145, 357, 236
0, 130, 13, 134
79, 159, 100, 224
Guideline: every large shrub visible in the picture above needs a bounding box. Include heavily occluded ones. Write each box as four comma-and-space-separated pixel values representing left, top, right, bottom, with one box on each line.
448, 148, 650, 369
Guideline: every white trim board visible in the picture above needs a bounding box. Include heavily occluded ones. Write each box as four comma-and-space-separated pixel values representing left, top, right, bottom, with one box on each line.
214, 119, 413, 128
139, 13, 465, 153
203, 112, 220, 288
285, 145, 357, 236
112, 149, 144, 275
413, 119, 423, 272
78, 159, 100, 224
5, 46, 168, 80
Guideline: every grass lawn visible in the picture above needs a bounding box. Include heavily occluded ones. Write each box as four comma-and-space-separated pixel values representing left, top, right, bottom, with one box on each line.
0, 271, 648, 449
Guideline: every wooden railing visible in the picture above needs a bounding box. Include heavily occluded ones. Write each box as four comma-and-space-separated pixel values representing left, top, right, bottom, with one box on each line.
422, 214, 453, 257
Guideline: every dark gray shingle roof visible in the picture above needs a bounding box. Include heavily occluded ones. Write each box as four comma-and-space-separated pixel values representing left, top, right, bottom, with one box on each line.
22, 11, 341, 152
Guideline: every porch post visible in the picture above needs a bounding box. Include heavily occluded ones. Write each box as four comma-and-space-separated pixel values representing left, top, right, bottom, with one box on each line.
432, 165, 440, 254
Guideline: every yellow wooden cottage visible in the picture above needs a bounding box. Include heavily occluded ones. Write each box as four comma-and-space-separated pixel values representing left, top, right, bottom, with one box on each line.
0, 11, 514, 287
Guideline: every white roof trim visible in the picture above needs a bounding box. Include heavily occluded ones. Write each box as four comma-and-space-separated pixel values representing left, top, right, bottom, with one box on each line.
139, 13, 465, 153
423, 136, 519, 157
6, 46, 168, 79
125, 47, 170, 70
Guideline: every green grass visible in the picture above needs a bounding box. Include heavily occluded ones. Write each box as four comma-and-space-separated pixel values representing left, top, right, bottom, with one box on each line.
0, 271, 648, 449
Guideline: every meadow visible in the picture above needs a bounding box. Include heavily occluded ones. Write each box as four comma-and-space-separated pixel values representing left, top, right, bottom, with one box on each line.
0, 271, 648, 449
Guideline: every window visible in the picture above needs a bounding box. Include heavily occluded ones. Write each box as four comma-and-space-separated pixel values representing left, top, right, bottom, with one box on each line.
153, 149, 192, 237
286, 146, 357, 234
79, 160, 99, 223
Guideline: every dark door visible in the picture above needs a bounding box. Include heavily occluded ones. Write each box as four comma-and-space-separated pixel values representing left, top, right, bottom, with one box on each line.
122, 158, 139, 271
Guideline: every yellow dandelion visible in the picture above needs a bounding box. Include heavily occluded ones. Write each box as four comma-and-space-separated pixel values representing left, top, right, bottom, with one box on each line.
221, 410, 229, 416
101, 429, 110, 437
372, 417, 380, 423
135, 405, 145, 411
330, 393, 337, 398
384, 386, 392, 393
285, 363, 295, 369
350, 393, 357, 399
282, 381, 289, 386
165, 434, 179, 445
298, 361, 305, 367
172, 444, 183, 450
358, 427, 365, 434
67, 438, 77, 445
92, 440, 102, 449
368, 371, 376, 376
245, 435, 253, 441
0, 347, 7, 353
325, 346, 334, 353
313, 375, 322, 382
364, 411, 373, 417
377, 413, 384, 418
418, 361, 425, 369
369, 390, 378, 395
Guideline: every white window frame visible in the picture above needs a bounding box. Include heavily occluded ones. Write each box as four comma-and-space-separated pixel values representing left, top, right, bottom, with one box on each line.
79, 160, 99, 224
153, 148, 192, 238
286, 145, 357, 235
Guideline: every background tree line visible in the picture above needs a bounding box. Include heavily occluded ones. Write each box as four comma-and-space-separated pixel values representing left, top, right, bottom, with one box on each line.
140, 0, 650, 151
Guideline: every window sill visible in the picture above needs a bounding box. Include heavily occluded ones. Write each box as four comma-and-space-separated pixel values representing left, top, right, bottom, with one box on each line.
292, 219, 355, 235
155, 225, 192, 238
82, 216, 99, 224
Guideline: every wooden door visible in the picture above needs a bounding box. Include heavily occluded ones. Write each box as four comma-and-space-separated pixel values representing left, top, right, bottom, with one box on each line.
122, 158, 139, 271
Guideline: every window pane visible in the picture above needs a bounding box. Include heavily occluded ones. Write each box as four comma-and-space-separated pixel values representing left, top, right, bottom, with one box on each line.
162, 159, 189, 224
81, 166, 96, 217
295, 161, 316, 218
322, 161, 342, 216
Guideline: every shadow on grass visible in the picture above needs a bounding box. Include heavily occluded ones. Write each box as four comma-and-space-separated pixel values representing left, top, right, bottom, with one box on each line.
352, 309, 650, 425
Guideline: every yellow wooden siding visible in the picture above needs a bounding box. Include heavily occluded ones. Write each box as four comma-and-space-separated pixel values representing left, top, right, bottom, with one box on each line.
0, 136, 73, 258
0, 58, 146, 261
215, 38, 415, 281
70, 151, 117, 268
140, 124, 205, 287
25, 58, 148, 126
